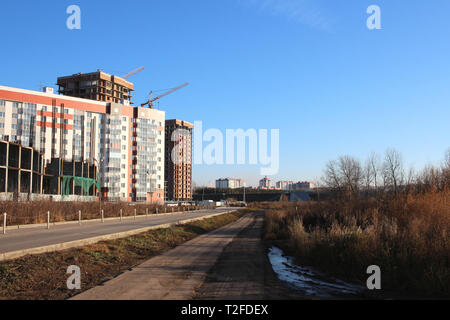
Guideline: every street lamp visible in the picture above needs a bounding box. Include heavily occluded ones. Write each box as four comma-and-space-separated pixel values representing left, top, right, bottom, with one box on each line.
94, 157, 104, 211
146, 170, 152, 204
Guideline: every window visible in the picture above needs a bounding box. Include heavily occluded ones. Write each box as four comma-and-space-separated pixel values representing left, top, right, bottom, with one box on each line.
0, 100, 5, 107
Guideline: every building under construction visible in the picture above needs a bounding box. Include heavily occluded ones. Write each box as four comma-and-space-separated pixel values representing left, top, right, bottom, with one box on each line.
164, 120, 194, 201
0, 139, 97, 200
57, 70, 135, 105
1, 69, 191, 203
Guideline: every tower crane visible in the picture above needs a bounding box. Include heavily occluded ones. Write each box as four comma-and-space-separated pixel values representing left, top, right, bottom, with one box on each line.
121, 66, 145, 79
141, 83, 189, 108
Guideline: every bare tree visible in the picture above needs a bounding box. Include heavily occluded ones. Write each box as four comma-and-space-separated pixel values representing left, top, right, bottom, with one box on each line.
338, 156, 362, 196
323, 160, 343, 193
405, 166, 416, 194
443, 148, 450, 188
363, 152, 380, 196
382, 148, 404, 194
368, 152, 380, 190
323, 156, 362, 198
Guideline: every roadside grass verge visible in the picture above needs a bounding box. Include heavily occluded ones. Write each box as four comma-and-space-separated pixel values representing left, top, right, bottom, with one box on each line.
0, 209, 247, 300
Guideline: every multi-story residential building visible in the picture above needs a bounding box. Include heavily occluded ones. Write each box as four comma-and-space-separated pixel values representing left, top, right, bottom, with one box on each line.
259, 176, 273, 189
0, 84, 165, 203
276, 180, 294, 190
293, 181, 315, 190
57, 70, 134, 104
164, 119, 193, 201
215, 178, 244, 189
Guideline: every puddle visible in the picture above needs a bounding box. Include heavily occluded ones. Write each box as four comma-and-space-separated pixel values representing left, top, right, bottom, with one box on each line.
268, 246, 365, 299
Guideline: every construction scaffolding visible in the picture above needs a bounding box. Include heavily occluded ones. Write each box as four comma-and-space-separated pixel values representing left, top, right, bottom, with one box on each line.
45, 158, 98, 197
0, 140, 44, 197
62, 176, 99, 197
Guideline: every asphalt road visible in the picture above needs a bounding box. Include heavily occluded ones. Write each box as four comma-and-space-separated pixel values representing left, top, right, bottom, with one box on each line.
0, 208, 234, 256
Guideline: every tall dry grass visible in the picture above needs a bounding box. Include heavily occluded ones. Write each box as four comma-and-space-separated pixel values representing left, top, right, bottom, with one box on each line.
0, 201, 204, 226
254, 189, 450, 298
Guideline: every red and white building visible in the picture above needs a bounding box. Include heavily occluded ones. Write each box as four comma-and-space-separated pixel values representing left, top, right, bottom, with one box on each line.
0, 85, 165, 203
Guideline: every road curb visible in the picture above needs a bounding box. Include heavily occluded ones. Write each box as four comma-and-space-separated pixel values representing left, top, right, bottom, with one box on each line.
0, 210, 235, 262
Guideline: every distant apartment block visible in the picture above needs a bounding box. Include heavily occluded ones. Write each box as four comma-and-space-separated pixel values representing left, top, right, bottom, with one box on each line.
215, 178, 244, 189
165, 119, 193, 201
57, 70, 134, 105
276, 180, 294, 190
274, 180, 315, 191
259, 176, 273, 189
0, 84, 165, 203
294, 181, 315, 190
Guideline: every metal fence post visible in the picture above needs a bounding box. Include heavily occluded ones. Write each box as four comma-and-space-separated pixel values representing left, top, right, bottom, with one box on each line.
78, 210, 81, 225
101, 209, 104, 223
47, 211, 50, 230
146, 208, 148, 217
120, 209, 123, 222
3, 213, 6, 235
134, 208, 136, 220
156, 207, 158, 214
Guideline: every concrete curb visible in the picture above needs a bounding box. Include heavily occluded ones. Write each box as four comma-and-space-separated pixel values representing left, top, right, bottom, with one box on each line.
0, 210, 235, 262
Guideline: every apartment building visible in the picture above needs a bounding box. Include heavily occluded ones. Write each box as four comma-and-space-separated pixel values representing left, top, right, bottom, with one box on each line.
259, 176, 273, 189
276, 180, 294, 190
164, 119, 193, 201
0, 85, 165, 203
215, 178, 244, 189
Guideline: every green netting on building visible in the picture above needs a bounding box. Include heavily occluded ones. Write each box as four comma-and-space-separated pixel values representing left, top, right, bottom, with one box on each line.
62, 175, 99, 197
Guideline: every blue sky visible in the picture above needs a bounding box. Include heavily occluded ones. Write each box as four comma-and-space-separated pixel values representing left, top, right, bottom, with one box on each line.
1, 0, 449, 187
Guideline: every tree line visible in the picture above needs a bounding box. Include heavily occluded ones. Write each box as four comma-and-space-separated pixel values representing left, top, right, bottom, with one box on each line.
322, 148, 450, 198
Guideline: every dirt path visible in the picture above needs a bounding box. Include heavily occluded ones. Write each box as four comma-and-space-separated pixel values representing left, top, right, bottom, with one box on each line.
194, 211, 308, 300
72, 211, 306, 300
71, 213, 256, 300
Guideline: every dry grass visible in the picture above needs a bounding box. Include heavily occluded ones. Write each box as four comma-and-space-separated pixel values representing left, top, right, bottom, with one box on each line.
0, 201, 207, 226
0, 210, 246, 300
252, 190, 450, 298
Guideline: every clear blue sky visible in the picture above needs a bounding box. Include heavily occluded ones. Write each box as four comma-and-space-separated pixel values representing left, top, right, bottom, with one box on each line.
1, 0, 449, 187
